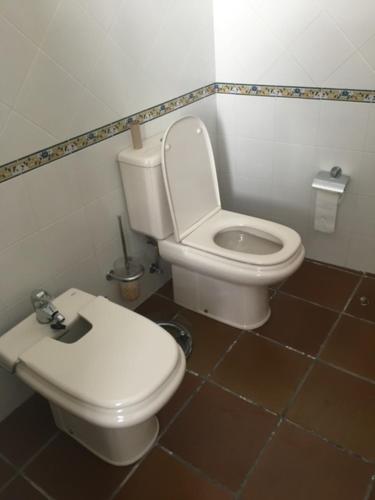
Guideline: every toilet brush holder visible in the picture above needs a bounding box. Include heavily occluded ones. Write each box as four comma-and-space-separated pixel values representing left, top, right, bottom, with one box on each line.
106, 216, 145, 301
107, 257, 144, 301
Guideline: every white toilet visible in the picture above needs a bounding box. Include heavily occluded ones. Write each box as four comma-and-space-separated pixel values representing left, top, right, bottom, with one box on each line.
119, 115, 305, 329
0, 289, 185, 465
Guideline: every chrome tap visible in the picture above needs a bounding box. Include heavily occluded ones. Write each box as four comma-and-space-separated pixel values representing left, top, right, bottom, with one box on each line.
30, 289, 66, 330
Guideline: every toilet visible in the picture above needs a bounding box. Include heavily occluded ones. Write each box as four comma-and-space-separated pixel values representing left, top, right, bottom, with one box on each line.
0, 289, 185, 465
119, 115, 305, 329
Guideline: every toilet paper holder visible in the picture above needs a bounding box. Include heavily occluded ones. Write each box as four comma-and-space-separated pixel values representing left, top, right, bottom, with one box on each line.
312, 167, 350, 194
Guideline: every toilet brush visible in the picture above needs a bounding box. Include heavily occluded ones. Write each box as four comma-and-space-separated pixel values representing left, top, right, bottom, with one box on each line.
106, 216, 144, 301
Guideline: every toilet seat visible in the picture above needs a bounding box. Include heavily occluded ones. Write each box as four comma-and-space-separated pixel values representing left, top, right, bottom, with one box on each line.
183, 209, 301, 267
162, 116, 302, 267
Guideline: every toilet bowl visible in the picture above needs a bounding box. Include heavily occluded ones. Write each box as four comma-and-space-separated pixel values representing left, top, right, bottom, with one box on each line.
0, 289, 185, 465
119, 116, 305, 329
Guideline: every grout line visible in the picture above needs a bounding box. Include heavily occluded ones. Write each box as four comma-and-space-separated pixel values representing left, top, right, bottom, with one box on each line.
21, 474, 55, 500
342, 311, 375, 327
285, 419, 375, 466
158, 445, 235, 496
18, 431, 60, 473
106, 462, 142, 500
234, 418, 283, 499
157, 378, 207, 441
316, 358, 375, 386
207, 378, 278, 418
278, 289, 350, 314
0, 472, 18, 496
343, 275, 364, 312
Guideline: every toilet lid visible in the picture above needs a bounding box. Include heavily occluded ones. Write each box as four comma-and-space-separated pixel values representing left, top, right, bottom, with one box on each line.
162, 116, 221, 242
18, 297, 180, 411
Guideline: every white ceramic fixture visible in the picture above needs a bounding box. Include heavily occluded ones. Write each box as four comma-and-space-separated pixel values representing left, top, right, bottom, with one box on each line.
0, 289, 185, 465
119, 116, 305, 329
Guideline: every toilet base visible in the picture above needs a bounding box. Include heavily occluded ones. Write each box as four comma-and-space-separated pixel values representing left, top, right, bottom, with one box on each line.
172, 265, 271, 330
50, 403, 159, 466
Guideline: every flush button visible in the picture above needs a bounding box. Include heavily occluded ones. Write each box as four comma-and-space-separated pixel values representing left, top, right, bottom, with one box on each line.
197, 128, 202, 134
165, 144, 171, 151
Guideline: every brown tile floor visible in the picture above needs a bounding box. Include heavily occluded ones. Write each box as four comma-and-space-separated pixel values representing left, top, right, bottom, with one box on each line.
0, 258, 374, 500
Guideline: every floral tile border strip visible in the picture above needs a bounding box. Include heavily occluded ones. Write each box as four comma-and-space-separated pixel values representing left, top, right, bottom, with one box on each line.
0, 84, 216, 184
215, 82, 375, 103
1, 81, 375, 184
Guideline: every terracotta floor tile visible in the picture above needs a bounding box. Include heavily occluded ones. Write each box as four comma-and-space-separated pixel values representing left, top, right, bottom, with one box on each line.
158, 372, 202, 431
157, 280, 174, 300
346, 277, 375, 323
135, 294, 180, 322
281, 261, 360, 310
115, 447, 233, 500
0, 477, 46, 500
212, 334, 311, 413
320, 315, 375, 380
0, 395, 57, 467
25, 434, 132, 500
242, 422, 374, 500
0, 459, 14, 489
288, 363, 375, 460
161, 383, 276, 491
256, 293, 338, 355
174, 308, 240, 376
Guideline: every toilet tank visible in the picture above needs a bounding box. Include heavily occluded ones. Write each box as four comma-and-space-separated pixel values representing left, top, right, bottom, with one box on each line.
118, 134, 173, 240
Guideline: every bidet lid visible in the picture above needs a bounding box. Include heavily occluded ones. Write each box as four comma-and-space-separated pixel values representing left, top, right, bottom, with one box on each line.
162, 116, 221, 242
18, 297, 181, 411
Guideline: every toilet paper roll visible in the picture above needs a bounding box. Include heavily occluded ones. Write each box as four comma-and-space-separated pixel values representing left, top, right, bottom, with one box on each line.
314, 190, 340, 233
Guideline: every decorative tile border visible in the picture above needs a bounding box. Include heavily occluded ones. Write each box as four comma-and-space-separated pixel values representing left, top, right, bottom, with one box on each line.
0, 84, 215, 184
1, 81, 374, 184
215, 82, 375, 103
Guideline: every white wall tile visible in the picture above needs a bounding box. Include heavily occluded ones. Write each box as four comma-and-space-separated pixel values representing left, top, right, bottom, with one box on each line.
0, 111, 56, 166
84, 188, 126, 252
0, 176, 37, 252
325, 0, 375, 48
258, 52, 315, 87
358, 153, 375, 196
346, 235, 375, 273
360, 35, 375, 71
24, 154, 81, 229
234, 96, 275, 140
15, 52, 87, 140
324, 52, 375, 90
317, 100, 369, 150
290, 12, 354, 85
0, 16, 37, 106
0, 0, 59, 45
79, 0, 122, 31
40, 208, 93, 276
74, 133, 128, 205
236, 138, 273, 179
43, 0, 106, 86
274, 98, 320, 145
365, 106, 375, 153
272, 143, 317, 188
252, 0, 321, 46
0, 101, 10, 133
0, 232, 53, 307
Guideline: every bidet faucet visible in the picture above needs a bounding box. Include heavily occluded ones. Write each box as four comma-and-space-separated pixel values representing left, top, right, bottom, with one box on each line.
30, 289, 66, 330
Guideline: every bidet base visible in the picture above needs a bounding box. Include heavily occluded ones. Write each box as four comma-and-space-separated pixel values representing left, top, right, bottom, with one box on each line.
50, 403, 159, 466
172, 265, 271, 329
